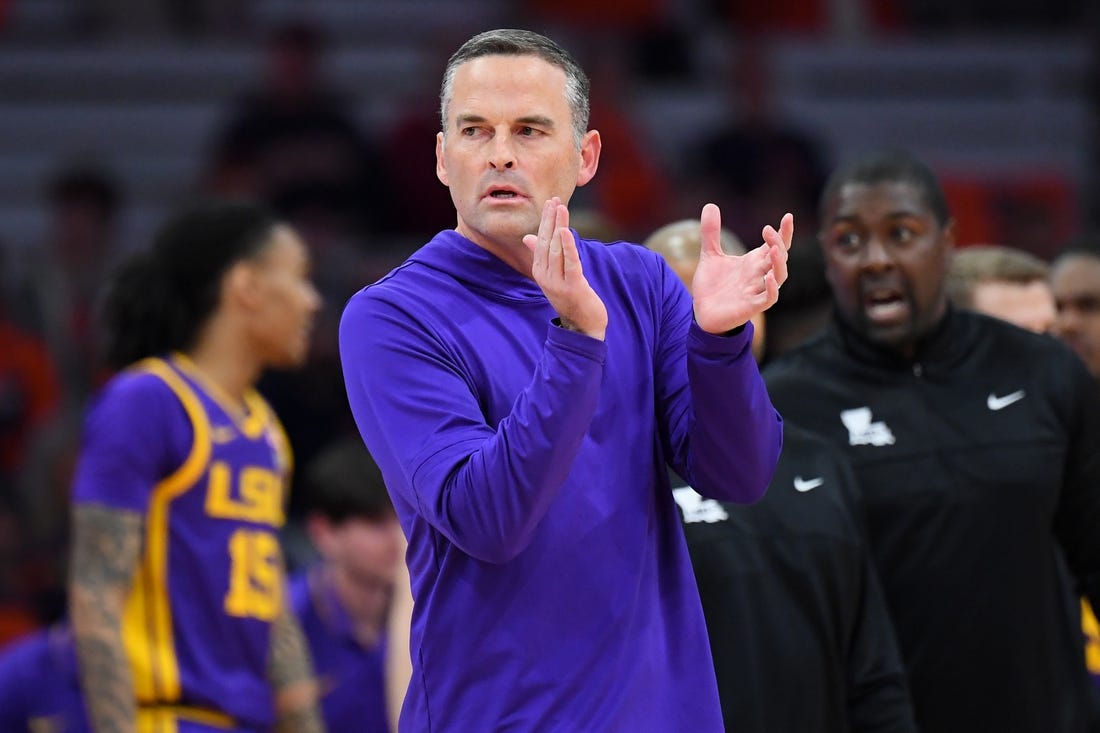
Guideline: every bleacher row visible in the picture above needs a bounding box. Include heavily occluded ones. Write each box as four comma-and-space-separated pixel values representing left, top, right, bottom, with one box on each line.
0, 0, 1090, 257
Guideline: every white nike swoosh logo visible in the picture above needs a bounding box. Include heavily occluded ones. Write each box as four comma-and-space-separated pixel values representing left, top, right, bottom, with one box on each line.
793, 476, 824, 492
211, 426, 237, 444
987, 390, 1025, 410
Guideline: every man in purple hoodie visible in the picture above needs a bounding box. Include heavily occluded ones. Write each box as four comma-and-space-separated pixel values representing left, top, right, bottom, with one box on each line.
339, 28, 790, 732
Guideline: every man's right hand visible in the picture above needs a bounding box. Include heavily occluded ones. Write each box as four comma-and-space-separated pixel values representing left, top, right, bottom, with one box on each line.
523, 198, 608, 341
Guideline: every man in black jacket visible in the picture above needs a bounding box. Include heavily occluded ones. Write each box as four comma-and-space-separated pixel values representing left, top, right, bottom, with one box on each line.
764, 149, 1100, 733
647, 219, 917, 733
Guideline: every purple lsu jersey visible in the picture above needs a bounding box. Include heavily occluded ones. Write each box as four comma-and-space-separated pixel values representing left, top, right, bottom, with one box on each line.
0, 625, 89, 732
71, 354, 292, 731
288, 567, 389, 733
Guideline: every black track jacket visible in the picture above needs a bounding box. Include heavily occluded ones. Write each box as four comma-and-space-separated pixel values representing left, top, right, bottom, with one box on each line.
676, 423, 918, 732
764, 308, 1100, 733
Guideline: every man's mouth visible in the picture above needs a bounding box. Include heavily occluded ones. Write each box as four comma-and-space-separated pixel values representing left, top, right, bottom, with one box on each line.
484, 186, 525, 200
863, 287, 907, 323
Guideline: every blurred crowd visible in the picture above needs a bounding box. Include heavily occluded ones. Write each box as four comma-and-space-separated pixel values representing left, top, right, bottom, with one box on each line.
0, 0, 1095, 651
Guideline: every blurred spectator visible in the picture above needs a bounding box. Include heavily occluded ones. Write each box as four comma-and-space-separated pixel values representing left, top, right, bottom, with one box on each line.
290, 436, 409, 732
4, 166, 121, 629
206, 20, 394, 238
0, 262, 64, 629
378, 33, 466, 244
75, 0, 249, 38
898, 0, 1084, 31
578, 45, 674, 240
710, 0, 902, 38
0, 623, 87, 731
0, 500, 38, 650
945, 244, 1056, 334
525, 0, 668, 34
690, 42, 829, 255
0, 286, 60, 495
15, 164, 122, 403
1051, 237, 1100, 378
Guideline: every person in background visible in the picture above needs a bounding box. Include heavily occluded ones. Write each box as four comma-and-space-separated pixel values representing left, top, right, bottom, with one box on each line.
764, 149, 1100, 733
339, 28, 789, 732
18, 164, 123, 402
206, 20, 394, 238
1051, 238, 1100, 379
68, 201, 326, 733
0, 623, 88, 732
943, 241, 1100, 693
290, 435, 410, 733
0, 435, 416, 733
647, 219, 916, 733
1049, 236, 1100, 692
945, 244, 1056, 333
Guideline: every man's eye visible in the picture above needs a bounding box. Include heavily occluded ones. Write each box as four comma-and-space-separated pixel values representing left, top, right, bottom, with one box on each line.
461, 127, 479, 137
834, 231, 861, 249
519, 126, 537, 136
893, 226, 915, 243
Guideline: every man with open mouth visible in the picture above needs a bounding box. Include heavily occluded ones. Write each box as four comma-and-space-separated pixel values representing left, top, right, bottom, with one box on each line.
765, 149, 1100, 733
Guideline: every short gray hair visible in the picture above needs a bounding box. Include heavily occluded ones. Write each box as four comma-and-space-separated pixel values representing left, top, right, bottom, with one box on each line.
439, 28, 590, 148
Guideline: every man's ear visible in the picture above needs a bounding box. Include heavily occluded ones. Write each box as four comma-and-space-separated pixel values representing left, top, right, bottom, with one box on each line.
575, 129, 601, 188
942, 218, 958, 253
435, 131, 449, 186
307, 514, 336, 559
222, 261, 259, 310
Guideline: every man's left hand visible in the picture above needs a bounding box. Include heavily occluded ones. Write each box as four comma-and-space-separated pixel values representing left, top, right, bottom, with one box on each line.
691, 205, 793, 334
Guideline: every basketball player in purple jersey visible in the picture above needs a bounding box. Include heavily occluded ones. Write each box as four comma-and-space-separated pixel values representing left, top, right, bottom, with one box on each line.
67, 202, 324, 733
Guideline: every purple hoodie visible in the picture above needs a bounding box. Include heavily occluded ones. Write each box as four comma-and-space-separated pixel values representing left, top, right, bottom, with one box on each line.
340, 229, 782, 732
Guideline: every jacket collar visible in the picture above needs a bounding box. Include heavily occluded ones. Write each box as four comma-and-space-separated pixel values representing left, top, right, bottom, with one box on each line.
829, 305, 976, 374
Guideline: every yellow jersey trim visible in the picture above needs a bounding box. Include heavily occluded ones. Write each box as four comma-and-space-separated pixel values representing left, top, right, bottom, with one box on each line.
171, 352, 270, 439
139, 705, 235, 730
122, 358, 212, 706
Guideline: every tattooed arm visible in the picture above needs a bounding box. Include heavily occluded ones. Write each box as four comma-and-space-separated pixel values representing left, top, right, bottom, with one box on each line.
268, 592, 326, 733
69, 503, 144, 733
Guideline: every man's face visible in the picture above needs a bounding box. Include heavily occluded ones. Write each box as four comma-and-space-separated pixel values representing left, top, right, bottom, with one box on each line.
241, 225, 321, 368
819, 181, 953, 353
1051, 254, 1100, 377
970, 279, 1056, 334
435, 54, 600, 259
312, 514, 403, 630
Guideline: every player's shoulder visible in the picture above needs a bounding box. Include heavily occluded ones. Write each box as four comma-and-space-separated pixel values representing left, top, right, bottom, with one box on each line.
88, 358, 186, 417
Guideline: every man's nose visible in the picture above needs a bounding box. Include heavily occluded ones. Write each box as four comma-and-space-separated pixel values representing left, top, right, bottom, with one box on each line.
488, 135, 516, 170
861, 235, 893, 270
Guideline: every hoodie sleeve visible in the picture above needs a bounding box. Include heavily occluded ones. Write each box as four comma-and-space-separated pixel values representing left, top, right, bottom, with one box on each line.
652, 255, 782, 503
339, 290, 606, 564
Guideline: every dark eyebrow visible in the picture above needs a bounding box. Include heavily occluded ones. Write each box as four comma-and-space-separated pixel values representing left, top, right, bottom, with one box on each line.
516, 115, 555, 129
828, 214, 862, 227
829, 210, 925, 225
453, 114, 556, 130
454, 113, 487, 129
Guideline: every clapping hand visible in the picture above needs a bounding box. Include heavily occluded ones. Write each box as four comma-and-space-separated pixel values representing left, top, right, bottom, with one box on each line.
690, 204, 793, 334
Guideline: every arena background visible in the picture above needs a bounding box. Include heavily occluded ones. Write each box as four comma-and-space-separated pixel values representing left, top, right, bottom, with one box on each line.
0, 0, 1095, 648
